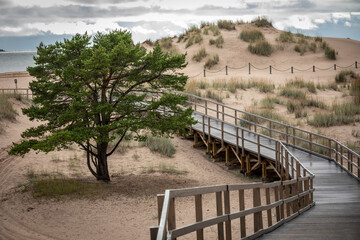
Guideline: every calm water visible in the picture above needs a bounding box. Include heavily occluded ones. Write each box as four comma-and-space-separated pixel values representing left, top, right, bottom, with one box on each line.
0, 51, 36, 73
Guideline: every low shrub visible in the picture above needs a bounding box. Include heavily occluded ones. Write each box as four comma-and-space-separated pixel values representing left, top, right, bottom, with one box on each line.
325, 47, 336, 60
335, 70, 356, 83
217, 20, 236, 30
144, 39, 154, 46
248, 40, 273, 56
239, 29, 264, 42
278, 31, 294, 42
204, 54, 219, 69
285, 78, 316, 93
251, 16, 272, 27
294, 44, 306, 55
192, 48, 207, 62
143, 135, 176, 157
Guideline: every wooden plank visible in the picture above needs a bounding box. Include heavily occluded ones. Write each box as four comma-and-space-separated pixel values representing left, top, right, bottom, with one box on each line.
239, 189, 246, 238
224, 189, 232, 240
150, 226, 159, 240
253, 187, 263, 232
216, 192, 224, 240
274, 186, 280, 222
157, 194, 165, 224
168, 198, 176, 234
265, 188, 272, 227
171, 185, 228, 198
195, 194, 204, 240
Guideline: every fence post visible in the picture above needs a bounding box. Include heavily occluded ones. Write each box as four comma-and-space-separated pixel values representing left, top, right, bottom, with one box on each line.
328, 139, 332, 158
291, 66, 293, 74
203, 69, 206, 77
217, 104, 219, 119
235, 110, 237, 125
157, 194, 165, 224
313, 65, 315, 72
216, 192, 225, 240
239, 189, 246, 238
257, 135, 261, 162
168, 197, 176, 233
356, 61, 358, 69
150, 226, 159, 240
226, 65, 228, 75
269, 122, 272, 138
195, 194, 204, 240
269, 65, 272, 74
286, 126, 289, 144
334, 64, 337, 70
253, 187, 263, 232
221, 122, 224, 147
222, 105, 225, 121
224, 187, 232, 240
205, 101, 208, 115
236, 127, 239, 154
309, 133, 312, 152
248, 63, 251, 75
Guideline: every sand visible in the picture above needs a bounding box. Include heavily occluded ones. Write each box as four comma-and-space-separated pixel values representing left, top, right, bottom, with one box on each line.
1, 23, 360, 239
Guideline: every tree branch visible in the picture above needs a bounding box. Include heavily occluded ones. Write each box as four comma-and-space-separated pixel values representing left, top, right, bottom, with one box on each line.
106, 128, 128, 157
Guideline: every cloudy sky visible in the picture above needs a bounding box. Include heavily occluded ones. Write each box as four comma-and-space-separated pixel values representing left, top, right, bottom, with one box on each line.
0, 0, 360, 50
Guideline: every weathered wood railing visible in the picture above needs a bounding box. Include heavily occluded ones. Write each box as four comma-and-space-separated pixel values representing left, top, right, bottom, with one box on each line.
174, 91, 360, 181
0, 88, 33, 98
152, 175, 314, 239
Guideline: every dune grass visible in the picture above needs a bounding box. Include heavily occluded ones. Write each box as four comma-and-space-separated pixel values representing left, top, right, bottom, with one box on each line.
239, 29, 264, 43
350, 73, 360, 104
0, 94, 18, 123
285, 78, 316, 93
206, 90, 224, 103
209, 24, 220, 36
335, 70, 356, 83
248, 40, 273, 56
251, 16, 272, 27
321, 41, 336, 60
217, 20, 236, 30
204, 54, 219, 69
279, 87, 306, 100
192, 47, 207, 62
211, 78, 275, 93
277, 31, 294, 42
142, 135, 176, 157
260, 96, 281, 109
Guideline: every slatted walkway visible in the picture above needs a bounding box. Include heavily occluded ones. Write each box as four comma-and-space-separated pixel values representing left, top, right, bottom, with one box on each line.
260, 147, 360, 240
192, 111, 360, 239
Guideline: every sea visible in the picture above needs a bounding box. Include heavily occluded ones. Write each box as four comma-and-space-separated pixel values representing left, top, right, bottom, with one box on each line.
0, 51, 36, 73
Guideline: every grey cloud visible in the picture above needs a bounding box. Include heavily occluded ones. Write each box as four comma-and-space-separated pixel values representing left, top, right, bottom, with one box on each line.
66, 0, 146, 4
195, 5, 254, 16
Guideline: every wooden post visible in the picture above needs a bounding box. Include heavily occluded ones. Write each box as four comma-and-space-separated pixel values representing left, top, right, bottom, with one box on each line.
195, 194, 204, 240
26, 89, 29, 99
292, 128, 296, 145
265, 188, 272, 227
269, 122, 272, 138
236, 128, 239, 154
334, 64, 336, 70
253, 188, 263, 232
213, 141, 217, 158
269, 65, 272, 74
248, 62, 251, 75
216, 192, 224, 240
262, 161, 267, 181
348, 151, 351, 172
279, 183, 285, 220
217, 104, 219, 119
313, 65, 315, 72
280, 146, 284, 180
358, 156, 360, 179
203, 68, 206, 77
335, 143, 339, 163
222, 105, 225, 121
225, 146, 230, 165
257, 135, 261, 162
286, 126, 289, 144
291, 66, 293, 73
304, 178, 309, 206
254, 125, 257, 133
239, 189, 246, 238
328, 139, 332, 158
241, 129, 245, 158
205, 101, 208, 115
202, 116, 205, 137
168, 198, 176, 232
157, 194, 165, 224
291, 157, 294, 179
274, 186, 280, 222
285, 151, 289, 180
224, 188, 232, 240
246, 155, 251, 175
340, 145, 343, 166
207, 118, 211, 153
221, 122, 224, 147
235, 110, 237, 125
309, 133, 312, 152
226, 65, 228, 75
150, 226, 159, 240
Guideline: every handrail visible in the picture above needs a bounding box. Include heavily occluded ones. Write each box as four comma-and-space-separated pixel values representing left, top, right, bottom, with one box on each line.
173, 90, 360, 180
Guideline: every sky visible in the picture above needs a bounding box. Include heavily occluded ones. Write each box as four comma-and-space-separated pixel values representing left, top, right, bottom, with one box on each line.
0, 0, 360, 51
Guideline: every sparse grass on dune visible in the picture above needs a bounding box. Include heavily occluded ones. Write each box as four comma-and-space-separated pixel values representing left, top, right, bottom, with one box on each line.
206, 89, 224, 103
217, 20, 236, 30
142, 135, 176, 157
248, 40, 273, 56
277, 31, 294, 43
0, 94, 19, 126
251, 16, 273, 27
209, 35, 224, 48
204, 54, 219, 69
239, 29, 264, 42
143, 163, 188, 175
240, 107, 288, 128
211, 78, 275, 93
335, 70, 356, 83
279, 87, 306, 100
285, 78, 316, 93
192, 47, 207, 62
351, 73, 360, 104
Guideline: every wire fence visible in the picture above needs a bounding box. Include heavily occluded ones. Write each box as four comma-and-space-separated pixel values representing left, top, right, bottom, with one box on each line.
188, 61, 359, 78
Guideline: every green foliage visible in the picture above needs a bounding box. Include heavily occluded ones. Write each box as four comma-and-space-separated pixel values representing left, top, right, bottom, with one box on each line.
9, 30, 194, 181
325, 47, 336, 60
210, 35, 224, 48
285, 78, 316, 93
308, 113, 357, 127
350, 73, 360, 104
314, 36, 322, 42
143, 135, 176, 157
204, 54, 219, 69
335, 70, 356, 83
280, 88, 306, 99
251, 16, 273, 27
278, 31, 294, 42
192, 47, 207, 62
309, 42, 317, 53
248, 40, 273, 56
239, 30, 264, 42
294, 44, 306, 55
206, 90, 223, 102
203, 28, 209, 35
260, 96, 280, 109
217, 20, 236, 30
0, 94, 17, 121
144, 39, 154, 46
185, 33, 202, 48
209, 25, 220, 36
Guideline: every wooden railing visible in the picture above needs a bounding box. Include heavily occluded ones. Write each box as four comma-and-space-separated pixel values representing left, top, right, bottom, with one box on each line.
174, 91, 360, 181
0, 88, 33, 98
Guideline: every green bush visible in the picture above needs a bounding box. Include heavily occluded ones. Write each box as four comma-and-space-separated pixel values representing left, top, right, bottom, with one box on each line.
209, 35, 225, 48
239, 30, 264, 42
0, 94, 17, 121
217, 20, 236, 30
203, 28, 209, 35
143, 135, 176, 157
192, 47, 207, 62
335, 70, 356, 83
204, 54, 219, 69
325, 47, 336, 60
278, 31, 294, 42
248, 40, 273, 56
251, 17, 272, 27
309, 42, 317, 53
294, 44, 306, 55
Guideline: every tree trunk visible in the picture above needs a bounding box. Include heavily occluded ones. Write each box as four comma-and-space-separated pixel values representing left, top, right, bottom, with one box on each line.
96, 142, 110, 181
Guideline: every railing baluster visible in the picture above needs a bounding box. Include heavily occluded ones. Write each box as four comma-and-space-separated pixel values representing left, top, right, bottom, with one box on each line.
224, 188, 232, 240
195, 194, 204, 240
216, 192, 224, 240
239, 189, 246, 238
253, 187, 263, 232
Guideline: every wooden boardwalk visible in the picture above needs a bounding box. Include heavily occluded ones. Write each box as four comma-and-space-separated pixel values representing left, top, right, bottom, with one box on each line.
260, 147, 360, 240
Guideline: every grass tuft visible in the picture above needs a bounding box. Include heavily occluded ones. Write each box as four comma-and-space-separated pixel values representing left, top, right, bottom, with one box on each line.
248, 40, 273, 56
239, 29, 264, 42
217, 20, 236, 30
192, 47, 207, 62
204, 54, 219, 69
278, 31, 294, 42
335, 70, 356, 83
143, 135, 176, 157
0, 94, 18, 122
251, 16, 273, 27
